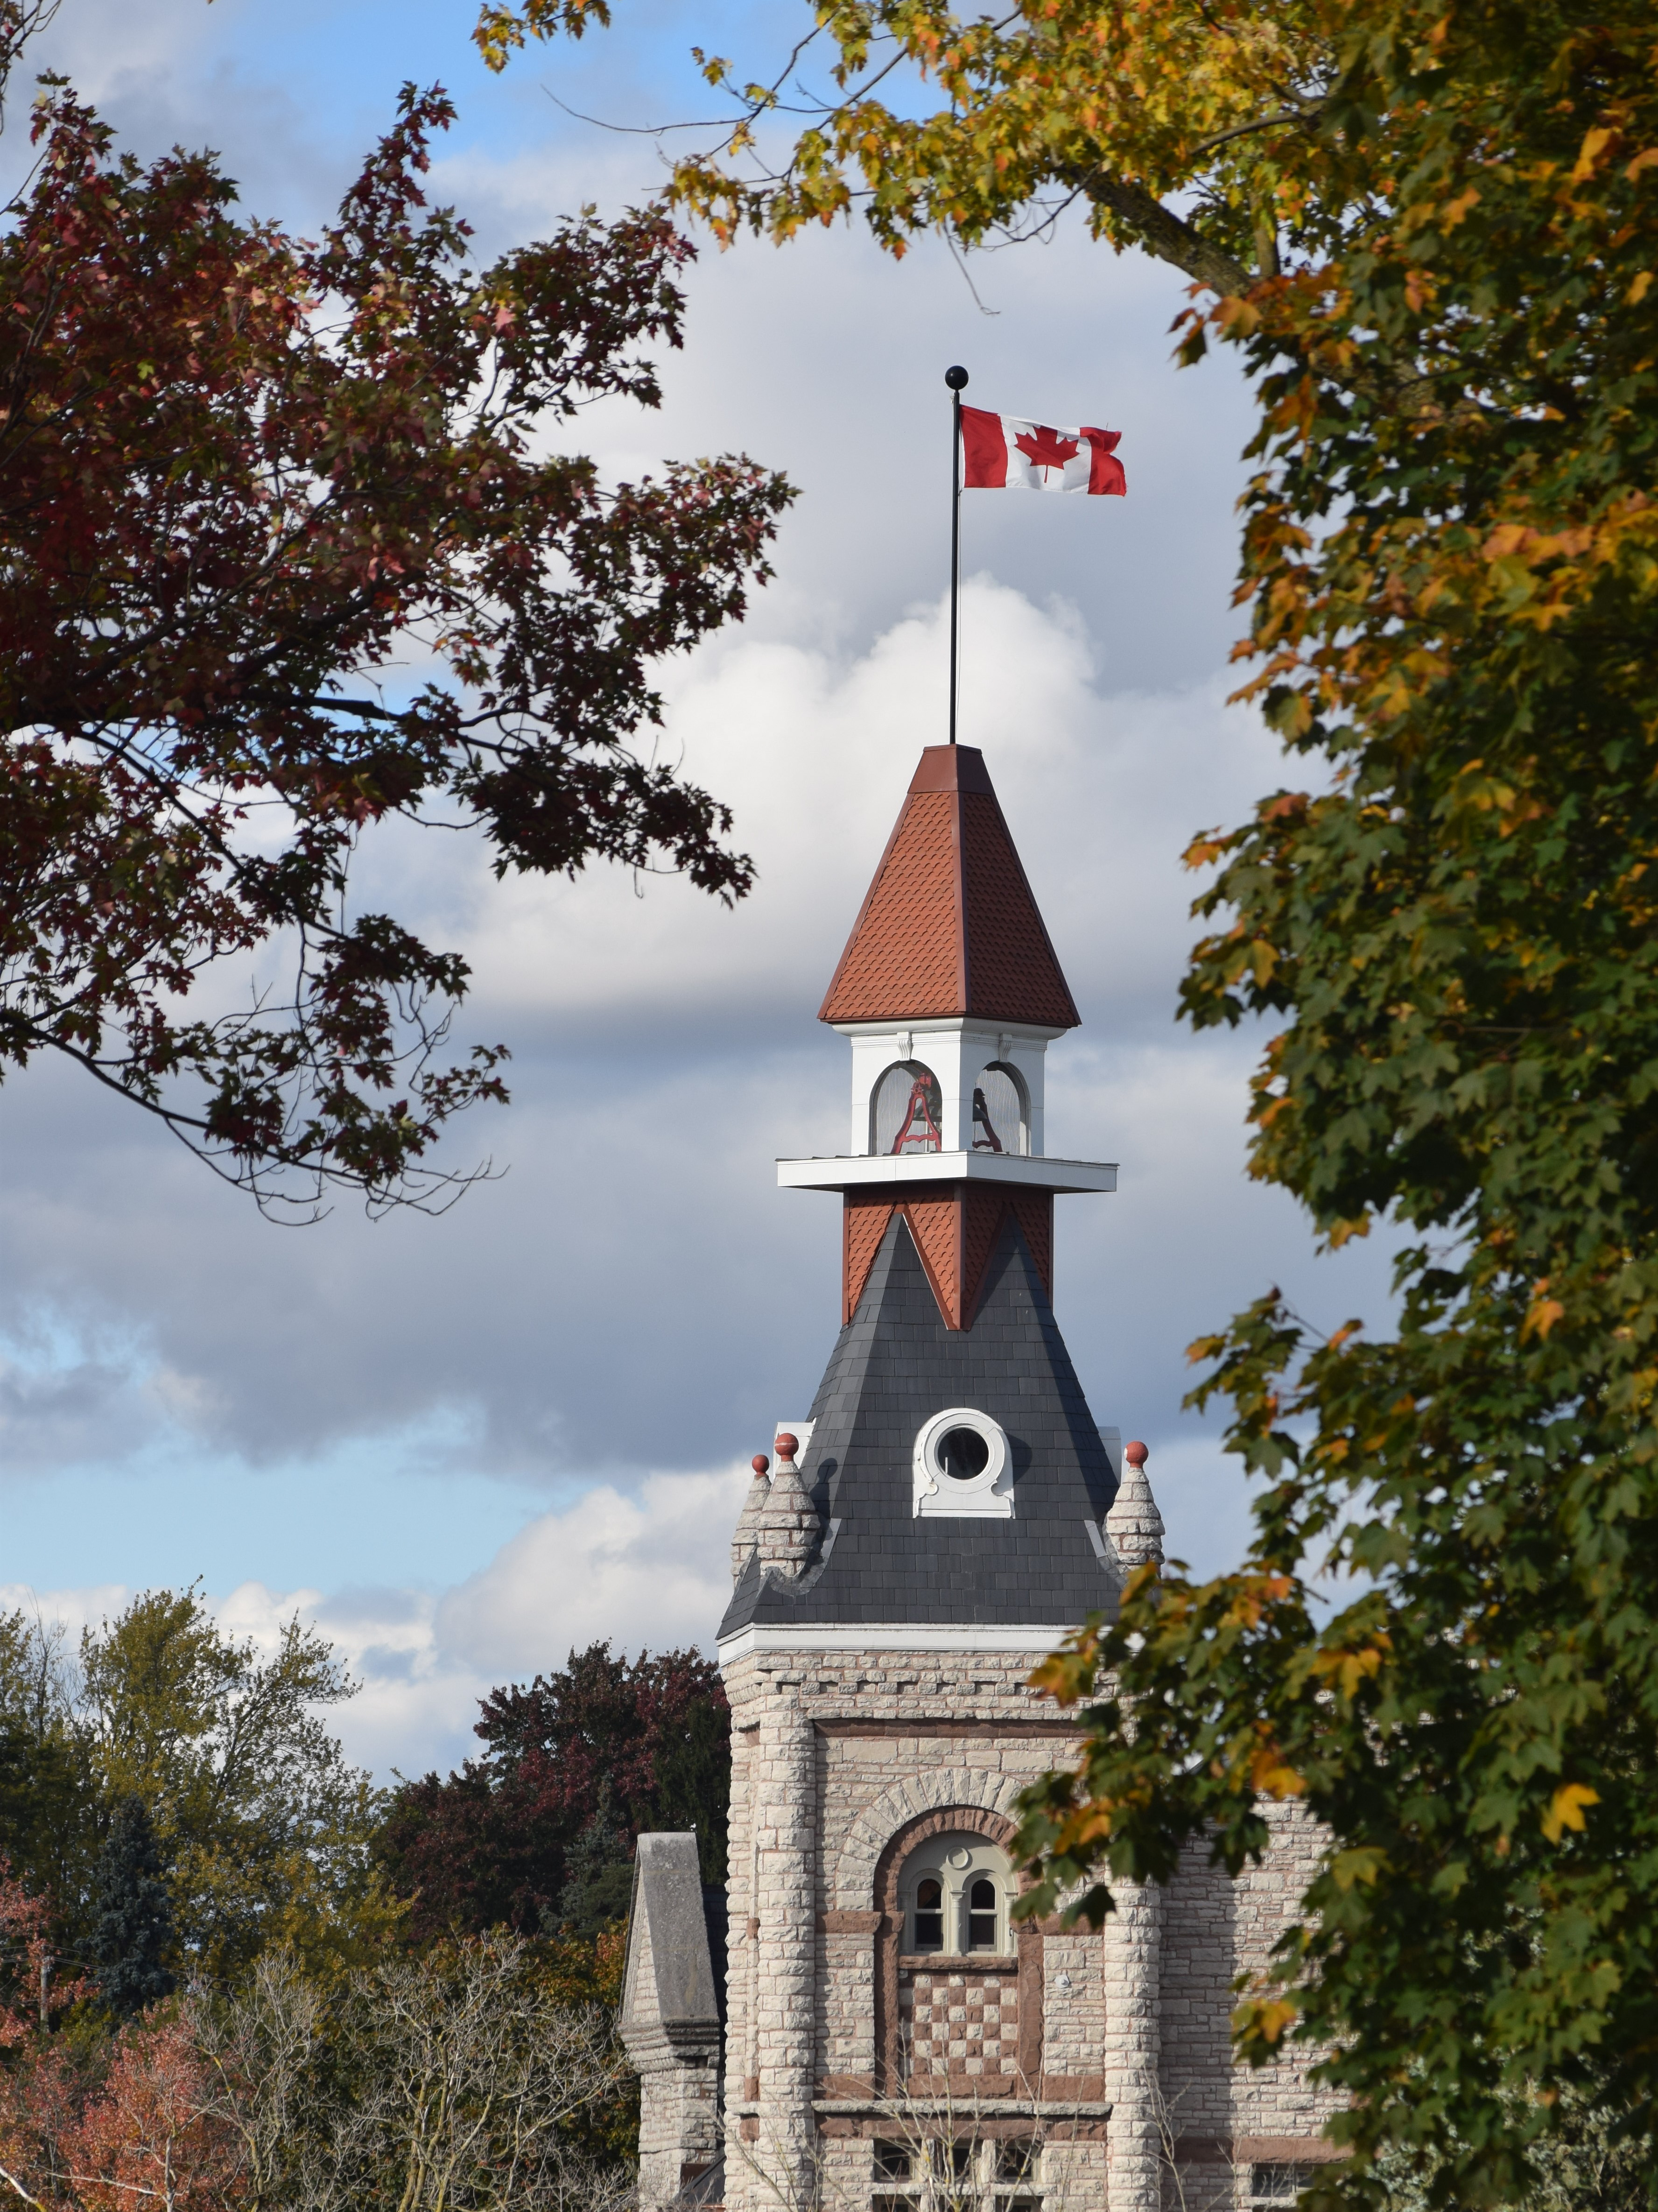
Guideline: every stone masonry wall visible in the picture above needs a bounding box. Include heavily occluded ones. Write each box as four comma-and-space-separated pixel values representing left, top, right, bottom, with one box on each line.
1159, 1842, 1235, 2141
1228, 1803, 1348, 2150
1159, 1802, 1349, 2208
721, 1646, 1339, 2212
722, 1645, 1104, 2212
1041, 1930, 1107, 2083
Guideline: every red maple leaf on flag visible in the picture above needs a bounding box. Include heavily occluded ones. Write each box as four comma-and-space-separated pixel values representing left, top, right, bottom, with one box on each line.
1013, 424, 1080, 478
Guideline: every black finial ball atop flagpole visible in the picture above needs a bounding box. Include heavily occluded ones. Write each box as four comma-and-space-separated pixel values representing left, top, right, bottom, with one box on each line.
945, 365, 969, 390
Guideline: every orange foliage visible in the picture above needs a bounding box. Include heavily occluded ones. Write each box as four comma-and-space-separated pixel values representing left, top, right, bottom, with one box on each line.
0, 2014, 243, 2212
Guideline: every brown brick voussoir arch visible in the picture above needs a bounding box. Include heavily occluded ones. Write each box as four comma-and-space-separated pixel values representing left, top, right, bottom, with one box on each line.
871, 1805, 1043, 2096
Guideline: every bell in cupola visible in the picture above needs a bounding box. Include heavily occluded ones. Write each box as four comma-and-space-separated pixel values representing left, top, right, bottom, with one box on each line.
890, 1069, 943, 1154
971, 1062, 1027, 1153
970, 1086, 1002, 1153
871, 1060, 943, 1154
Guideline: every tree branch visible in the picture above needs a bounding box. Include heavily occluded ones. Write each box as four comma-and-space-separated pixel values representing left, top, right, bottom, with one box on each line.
1086, 174, 1254, 295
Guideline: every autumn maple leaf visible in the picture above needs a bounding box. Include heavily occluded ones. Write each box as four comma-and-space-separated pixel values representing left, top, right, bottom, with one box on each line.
1013, 423, 1080, 476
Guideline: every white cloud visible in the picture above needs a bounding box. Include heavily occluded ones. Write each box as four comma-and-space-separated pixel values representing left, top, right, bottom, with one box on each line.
1, 581, 1289, 1476
2, 1458, 752, 1781
436, 1463, 752, 1675
376, 576, 1283, 1052
0, 1418, 1330, 1786
0, 0, 1363, 1792
0, 575, 1394, 1650
0, 1342, 152, 1472
0, 1580, 130, 1643
450, 578, 1110, 1022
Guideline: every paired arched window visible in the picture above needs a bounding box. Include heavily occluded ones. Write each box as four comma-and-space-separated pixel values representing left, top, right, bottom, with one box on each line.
871, 1061, 943, 1155
898, 1832, 1012, 1956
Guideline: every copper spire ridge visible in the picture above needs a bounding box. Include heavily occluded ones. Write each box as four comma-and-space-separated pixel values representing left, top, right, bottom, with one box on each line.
818, 745, 1080, 1029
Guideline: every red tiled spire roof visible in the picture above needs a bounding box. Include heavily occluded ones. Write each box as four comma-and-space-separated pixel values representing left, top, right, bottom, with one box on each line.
818, 746, 1080, 1029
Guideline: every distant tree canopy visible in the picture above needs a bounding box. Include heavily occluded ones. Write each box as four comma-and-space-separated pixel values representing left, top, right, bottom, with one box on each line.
1, 1604, 730, 1972
0, 1903, 636, 2212
0, 1609, 84, 1909
376, 1642, 729, 1940
0, 1589, 395, 1983
0, 1601, 727, 2207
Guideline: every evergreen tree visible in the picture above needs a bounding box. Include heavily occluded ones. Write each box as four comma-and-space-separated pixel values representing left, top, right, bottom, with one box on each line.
553, 1787, 634, 1939
92, 1796, 175, 2015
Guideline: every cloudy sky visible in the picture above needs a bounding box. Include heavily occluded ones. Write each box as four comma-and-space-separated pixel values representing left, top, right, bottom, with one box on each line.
0, 0, 1397, 1782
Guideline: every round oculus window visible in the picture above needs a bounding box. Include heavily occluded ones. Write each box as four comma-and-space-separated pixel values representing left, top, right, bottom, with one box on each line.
939, 1427, 990, 1480
912, 1407, 1012, 1517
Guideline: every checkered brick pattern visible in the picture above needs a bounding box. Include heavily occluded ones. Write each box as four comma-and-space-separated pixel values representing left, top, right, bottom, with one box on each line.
899, 1966, 1020, 2083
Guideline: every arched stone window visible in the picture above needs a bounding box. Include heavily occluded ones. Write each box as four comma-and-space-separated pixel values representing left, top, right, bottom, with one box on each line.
872, 1805, 1040, 2095
897, 1831, 1011, 1956
871, 1060, 943, 1155
971, 1061, 1028, 1155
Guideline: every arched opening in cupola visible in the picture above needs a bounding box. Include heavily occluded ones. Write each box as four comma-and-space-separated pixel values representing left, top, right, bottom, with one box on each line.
970, 1061, 1028, 1155
871, 1060, 943, 1155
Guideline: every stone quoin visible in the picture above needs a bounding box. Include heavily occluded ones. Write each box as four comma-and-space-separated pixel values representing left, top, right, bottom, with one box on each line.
619, 745, 1340, 2210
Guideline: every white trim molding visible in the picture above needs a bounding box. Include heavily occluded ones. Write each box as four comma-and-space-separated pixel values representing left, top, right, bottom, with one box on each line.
717, 1623, 1075, 1662
776, 1151, 1117, 1195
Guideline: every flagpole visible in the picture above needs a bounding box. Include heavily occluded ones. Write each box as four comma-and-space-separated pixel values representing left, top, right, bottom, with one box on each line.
946, 365, 968, 745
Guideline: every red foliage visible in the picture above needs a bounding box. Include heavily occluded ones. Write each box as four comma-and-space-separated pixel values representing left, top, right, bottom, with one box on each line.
68, 2019, 236, 2212
0, 1869, 227, 2212
0, 69, 790, 1213
0, 1860, 90, 2049
0, 2016, 239, 2212
376, 1643, 729, 1938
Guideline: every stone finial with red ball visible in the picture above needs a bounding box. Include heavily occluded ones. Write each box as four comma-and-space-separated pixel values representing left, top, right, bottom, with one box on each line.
1104, 1436, 1164, 1572
759, 1431, 815, 1580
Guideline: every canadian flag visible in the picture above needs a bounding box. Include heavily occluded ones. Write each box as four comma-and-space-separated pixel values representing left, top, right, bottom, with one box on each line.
960, 405, 1125, 495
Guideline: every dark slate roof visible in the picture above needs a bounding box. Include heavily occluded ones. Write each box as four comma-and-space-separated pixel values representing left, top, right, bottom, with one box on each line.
718, 1214, 1119, 1634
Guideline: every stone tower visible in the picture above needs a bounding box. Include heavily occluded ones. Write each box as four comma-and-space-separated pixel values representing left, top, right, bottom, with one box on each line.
622, 744, 1341, 2211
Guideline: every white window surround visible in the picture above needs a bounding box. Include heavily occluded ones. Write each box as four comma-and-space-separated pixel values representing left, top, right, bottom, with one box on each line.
913, 1407, 1014, 1519
1245, 2167, 1315, 2205
872, 2140, 1042, 2198
898, 1831, 1013, 1956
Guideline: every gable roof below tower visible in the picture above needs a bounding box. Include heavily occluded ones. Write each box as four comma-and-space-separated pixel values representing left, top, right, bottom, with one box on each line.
718, 1214, 1118, 1636
818, 745, 1081, 1030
